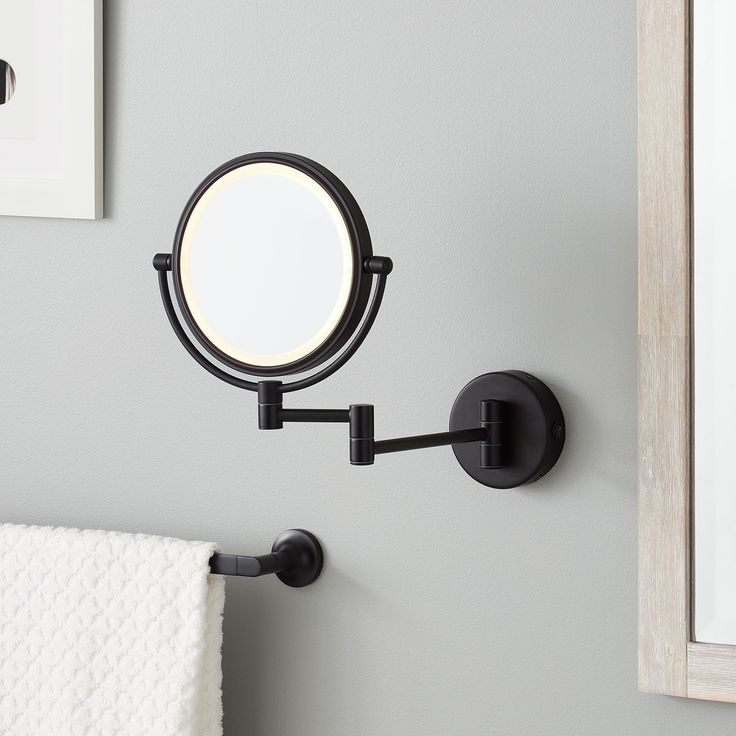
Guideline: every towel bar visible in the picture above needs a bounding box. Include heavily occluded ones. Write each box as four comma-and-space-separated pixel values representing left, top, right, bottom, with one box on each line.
209, 529, 322, 588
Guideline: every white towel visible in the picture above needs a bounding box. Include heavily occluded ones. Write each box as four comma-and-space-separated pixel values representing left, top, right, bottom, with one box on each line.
0, 523, 225, 736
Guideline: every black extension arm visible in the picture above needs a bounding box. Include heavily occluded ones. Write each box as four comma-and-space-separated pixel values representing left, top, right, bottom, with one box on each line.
257, 382, 505, 468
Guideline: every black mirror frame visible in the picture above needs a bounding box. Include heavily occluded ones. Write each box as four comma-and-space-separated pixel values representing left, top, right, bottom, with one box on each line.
170, 152, 375, 376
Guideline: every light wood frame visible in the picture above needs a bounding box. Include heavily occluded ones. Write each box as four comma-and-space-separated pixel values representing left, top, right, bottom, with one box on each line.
638, 0, 736, 701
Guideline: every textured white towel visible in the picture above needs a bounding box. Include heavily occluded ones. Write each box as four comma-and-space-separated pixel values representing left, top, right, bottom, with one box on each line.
0, 523, 225, 736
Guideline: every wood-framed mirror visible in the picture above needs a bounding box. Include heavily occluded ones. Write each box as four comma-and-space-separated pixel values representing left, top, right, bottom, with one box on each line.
639, 0, 736, 702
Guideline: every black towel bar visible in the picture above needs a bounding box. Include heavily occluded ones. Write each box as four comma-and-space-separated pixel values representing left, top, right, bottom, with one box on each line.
209, 529, 322, 588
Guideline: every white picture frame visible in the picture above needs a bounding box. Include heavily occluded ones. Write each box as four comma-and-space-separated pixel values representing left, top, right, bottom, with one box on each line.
0, 0, 103, 219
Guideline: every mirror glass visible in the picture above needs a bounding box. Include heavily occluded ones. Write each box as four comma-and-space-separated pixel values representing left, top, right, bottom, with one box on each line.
178, 161, 355, 370
0, 60, 16, 104
693, 0, 736, 644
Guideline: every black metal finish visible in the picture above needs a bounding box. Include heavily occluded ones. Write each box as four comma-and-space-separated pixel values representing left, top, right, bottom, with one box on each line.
209, 529, 323, 588
257, 380, 351, 429
375, 428, 488, 456
281, 409, 350, 423
349, 404, 375, 465
274, 371, 563, 486
257, 380, 283, 427
364, 256, 394, 275
480, 400, 504, 469
209, 551, 286, 577
450, 371, 565, 489
152, 253, 171, 272
170, 152, 375, 377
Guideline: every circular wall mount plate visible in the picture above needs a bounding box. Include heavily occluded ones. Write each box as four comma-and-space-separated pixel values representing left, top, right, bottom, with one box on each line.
449, 370, 565, 489
273, 528, 324, 588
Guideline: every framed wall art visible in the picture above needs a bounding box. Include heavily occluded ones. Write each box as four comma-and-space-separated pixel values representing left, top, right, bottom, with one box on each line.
0, 0, 103, 219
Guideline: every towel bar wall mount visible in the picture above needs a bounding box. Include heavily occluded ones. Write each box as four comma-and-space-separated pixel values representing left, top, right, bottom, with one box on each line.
153, 152, 566, 489
210, 529, 323, 588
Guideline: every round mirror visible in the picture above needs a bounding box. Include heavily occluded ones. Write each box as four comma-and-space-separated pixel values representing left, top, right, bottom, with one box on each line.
172, 153, 373, 376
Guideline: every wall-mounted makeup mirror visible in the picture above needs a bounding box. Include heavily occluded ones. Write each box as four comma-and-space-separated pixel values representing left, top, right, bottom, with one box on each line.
154, 152, 565, 489
174, 155, 373, 375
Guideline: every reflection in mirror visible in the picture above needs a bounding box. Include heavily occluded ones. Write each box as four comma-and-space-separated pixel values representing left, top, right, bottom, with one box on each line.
693, 0, 736, 645
0, 60, 16, 104
178, 161, 355, 371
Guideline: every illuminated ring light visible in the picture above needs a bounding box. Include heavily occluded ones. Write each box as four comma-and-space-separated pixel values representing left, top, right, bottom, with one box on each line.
171, 153, 374, 376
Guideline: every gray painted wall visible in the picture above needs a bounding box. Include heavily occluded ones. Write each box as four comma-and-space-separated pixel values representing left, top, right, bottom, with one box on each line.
1, 1, 733, 733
